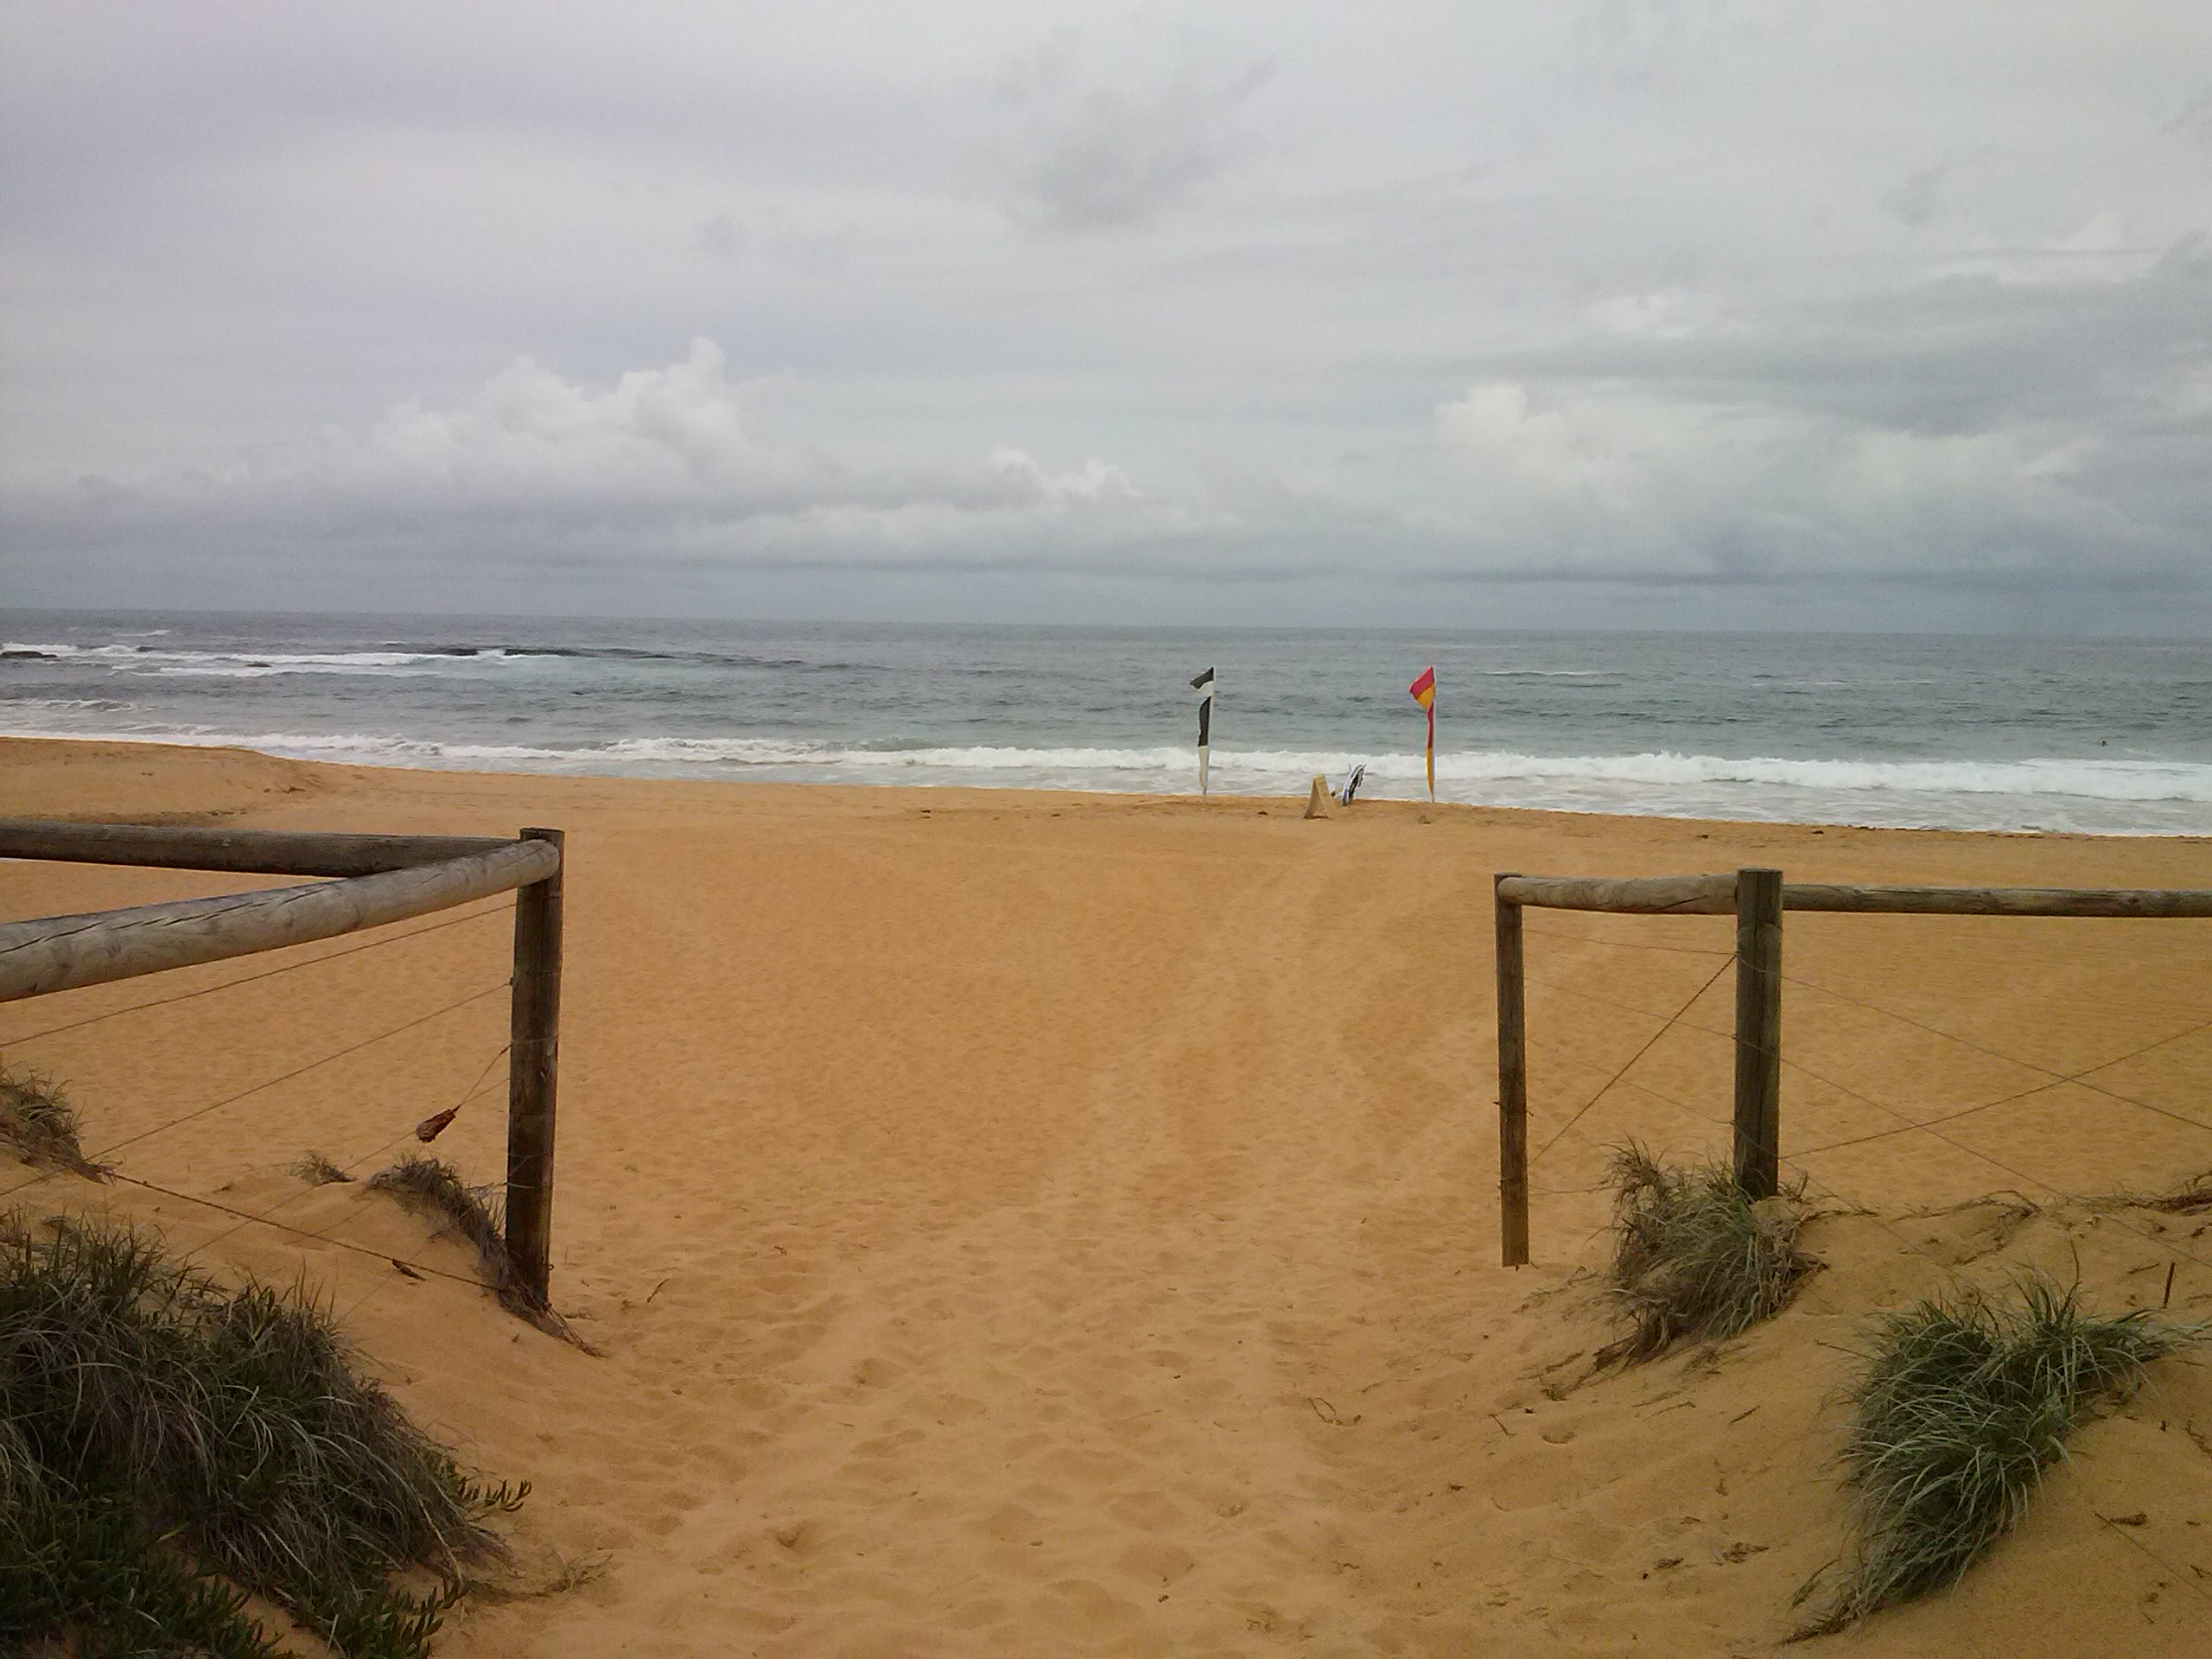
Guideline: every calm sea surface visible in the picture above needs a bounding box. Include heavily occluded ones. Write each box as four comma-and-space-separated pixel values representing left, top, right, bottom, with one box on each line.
4, 611, 2209, 835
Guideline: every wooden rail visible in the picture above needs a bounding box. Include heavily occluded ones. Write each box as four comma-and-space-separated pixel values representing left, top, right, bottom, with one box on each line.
1495, 873, 1734, 914
1493, 868, 2212, 1266
0, 818, 511, 878
0, 840, 557, 1001
0, 818, 566, 1306
1781, 882, 2212, 918
1493, 872, 2212, 919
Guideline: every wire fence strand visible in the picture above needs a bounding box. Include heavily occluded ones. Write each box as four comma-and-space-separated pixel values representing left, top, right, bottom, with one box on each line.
1522, 923, 1736, 960
1522, 972, 1736, 1039
1515, 915, 2212, 1276
99, 1166, 495, 1297
1781, 972, 2212, 1144
1529, 955, 1738, 1167
178, 1037, 516, 1264
0, 979, 510, 1209
0, 896, 512, 1047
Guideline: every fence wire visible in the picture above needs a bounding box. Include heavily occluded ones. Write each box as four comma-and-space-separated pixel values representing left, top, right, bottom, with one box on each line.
0, 887, 526, 1300
1514, 915, 2212, 1621
1513, 914, 2212, 1277
0, 895, 512, 1046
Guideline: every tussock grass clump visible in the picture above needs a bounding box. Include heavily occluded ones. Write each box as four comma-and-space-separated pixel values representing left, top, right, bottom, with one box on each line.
1799, 1277, 2204, 1635
1603, 1143, 1815, 1364
368, 1156, 527, 1313
0, 1211, 523, 1657
295, 1149, 356, 1186
0, 1065, 104, 1177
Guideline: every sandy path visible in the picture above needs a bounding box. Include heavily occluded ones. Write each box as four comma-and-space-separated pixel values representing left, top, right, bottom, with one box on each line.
3, 740, 2209, 1655
505, 798, 1497, 1656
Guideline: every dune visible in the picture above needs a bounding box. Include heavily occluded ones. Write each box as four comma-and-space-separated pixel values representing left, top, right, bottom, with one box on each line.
3, 734, 2209, 1656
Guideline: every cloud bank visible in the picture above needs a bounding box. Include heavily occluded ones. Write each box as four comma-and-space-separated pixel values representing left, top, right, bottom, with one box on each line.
1, 3, 2206, 629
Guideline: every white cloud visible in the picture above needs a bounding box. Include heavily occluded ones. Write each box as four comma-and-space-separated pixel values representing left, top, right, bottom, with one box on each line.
988, 444, 1138, 504
9, 340, 1244, 580
331, 338, 781, 500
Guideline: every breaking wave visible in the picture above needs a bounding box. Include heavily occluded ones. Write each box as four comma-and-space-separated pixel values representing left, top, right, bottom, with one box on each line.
1, 721, 2203, 833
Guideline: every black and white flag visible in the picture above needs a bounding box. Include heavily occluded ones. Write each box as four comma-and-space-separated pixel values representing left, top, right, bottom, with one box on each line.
1191, 667, 1215, 795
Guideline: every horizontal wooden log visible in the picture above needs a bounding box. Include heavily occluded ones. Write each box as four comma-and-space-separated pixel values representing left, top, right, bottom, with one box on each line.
0, 838, 560, 1003
1782, 882, 2212, 918
1494, 873, 1736, 914
0, 817, 511, 878
1496, 869, 2212, 919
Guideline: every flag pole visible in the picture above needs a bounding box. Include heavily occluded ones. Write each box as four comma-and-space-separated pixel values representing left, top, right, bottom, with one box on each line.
1191, 667, 1215, 797
1408, 665, 1436, 804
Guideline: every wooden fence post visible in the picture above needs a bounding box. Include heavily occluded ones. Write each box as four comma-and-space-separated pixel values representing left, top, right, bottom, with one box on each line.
505, 828, 564, 1307
1732, 867, 1783, 1199
1496, 873, 1529, 1266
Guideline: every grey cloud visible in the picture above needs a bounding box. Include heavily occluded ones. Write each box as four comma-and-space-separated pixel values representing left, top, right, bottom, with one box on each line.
3, 340, 1243, 580
1426, 240, 2212, 441
3, 2, 2209, 631
1884, 168, 1947, 228
692, 213, 747, 258
1566, 0, 1800, 90
993, 35, 1273, 231
10, 312, 2200, 615
2169, 83, 2212, 145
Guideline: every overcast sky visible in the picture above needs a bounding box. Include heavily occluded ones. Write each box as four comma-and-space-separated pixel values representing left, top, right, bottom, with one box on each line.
3, 3, 2208, 632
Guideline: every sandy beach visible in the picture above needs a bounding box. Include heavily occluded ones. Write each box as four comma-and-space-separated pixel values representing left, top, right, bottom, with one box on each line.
3, 734, 2209, 1656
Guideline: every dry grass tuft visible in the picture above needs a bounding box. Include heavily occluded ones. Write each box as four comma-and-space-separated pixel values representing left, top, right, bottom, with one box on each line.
2136, 1173, 2212, 1215
366, 1154, 536, 1313
0, 1067, 105, 1178
294, 1150, 356, 1186
1601, 1142, 1816, 1365
365, 1156, 594, 1350
368, 1155, 512, 1281
1796, 1276, 2205, 1636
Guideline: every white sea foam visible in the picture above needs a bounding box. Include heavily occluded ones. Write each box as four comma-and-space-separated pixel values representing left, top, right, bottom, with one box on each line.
2, 641, 518, 675
1476, 668, 1614, 678
2, 718, 2204, 834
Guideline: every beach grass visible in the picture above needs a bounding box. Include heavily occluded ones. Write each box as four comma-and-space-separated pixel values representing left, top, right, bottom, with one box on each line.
367, 1154, 527, 1312
0, 1210, 523, 1658
294, 1149, 356, 1186
0, 1065, 104, 1178
1601, 1142, 1815, 1364
1797, 1277, 2204, 1634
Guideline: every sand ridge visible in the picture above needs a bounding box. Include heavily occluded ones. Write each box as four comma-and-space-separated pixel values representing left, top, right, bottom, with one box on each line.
3, 738, 2209, 1655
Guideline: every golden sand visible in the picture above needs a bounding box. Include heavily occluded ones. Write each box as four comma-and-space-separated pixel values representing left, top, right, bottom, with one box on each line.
3, 736, 2209, 1656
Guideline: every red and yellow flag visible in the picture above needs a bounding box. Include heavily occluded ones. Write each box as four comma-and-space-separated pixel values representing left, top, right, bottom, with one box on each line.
1408, 666, 1436, 799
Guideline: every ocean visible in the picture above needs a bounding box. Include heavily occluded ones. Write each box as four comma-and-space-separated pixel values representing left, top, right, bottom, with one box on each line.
3, 611, 2209, 836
